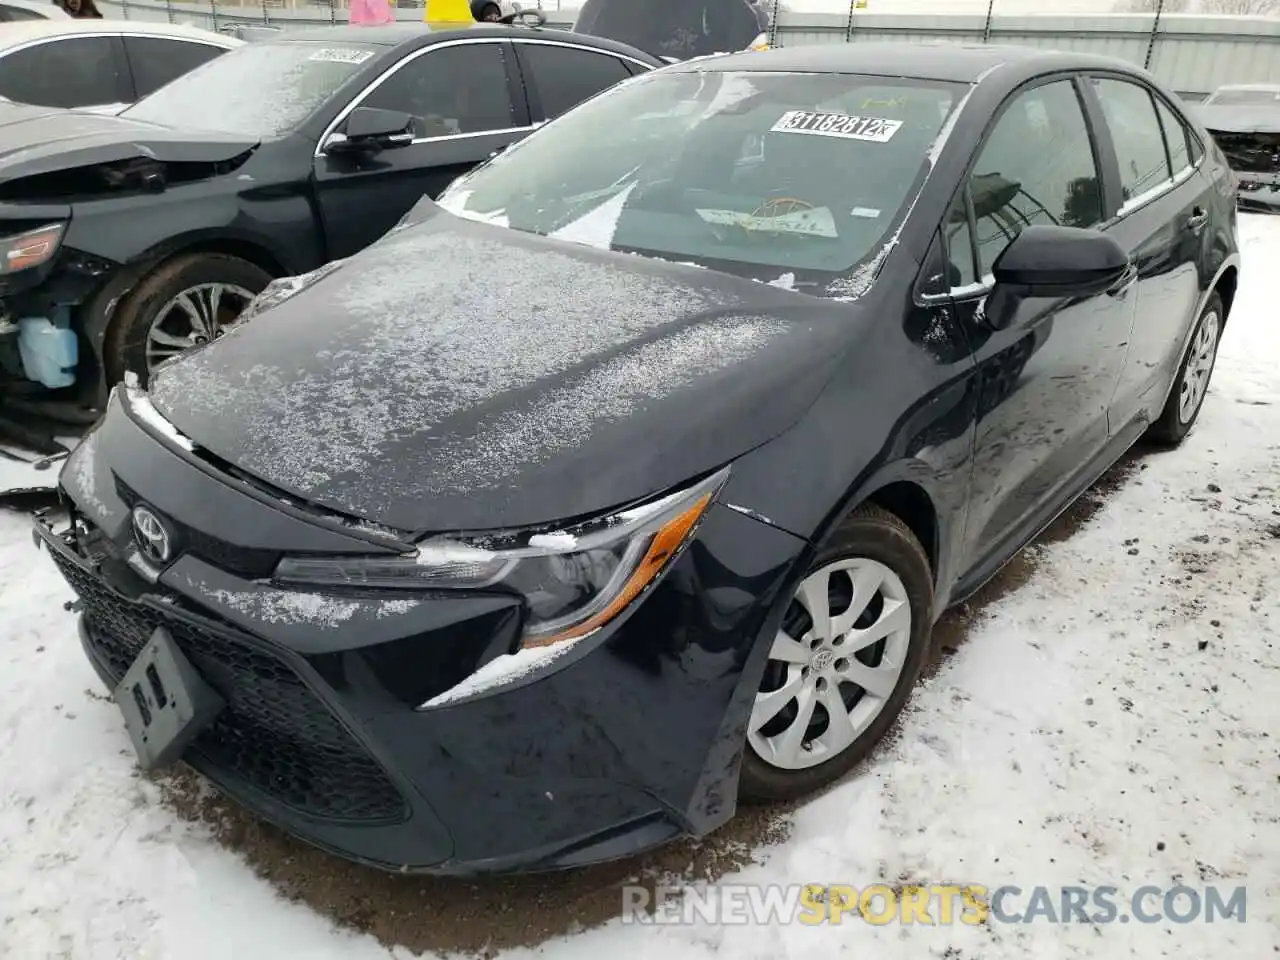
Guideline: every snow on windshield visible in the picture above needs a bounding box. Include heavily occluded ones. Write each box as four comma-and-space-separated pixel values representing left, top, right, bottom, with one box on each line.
123, 42, 378, 138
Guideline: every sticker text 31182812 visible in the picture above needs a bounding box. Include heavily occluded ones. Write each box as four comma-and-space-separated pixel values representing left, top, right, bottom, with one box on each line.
771, 111, 903, 143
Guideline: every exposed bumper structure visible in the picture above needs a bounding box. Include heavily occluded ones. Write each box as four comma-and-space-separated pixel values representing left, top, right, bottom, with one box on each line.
38, 396, 808, 873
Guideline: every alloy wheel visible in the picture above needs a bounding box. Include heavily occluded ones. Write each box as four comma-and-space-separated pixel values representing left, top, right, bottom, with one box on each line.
748, 557, 912, 771
1178, 309, 1220, 425
145, 282, 256, 372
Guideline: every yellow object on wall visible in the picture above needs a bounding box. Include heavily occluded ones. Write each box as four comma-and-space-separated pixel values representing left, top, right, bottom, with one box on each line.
424, 0, 474, 25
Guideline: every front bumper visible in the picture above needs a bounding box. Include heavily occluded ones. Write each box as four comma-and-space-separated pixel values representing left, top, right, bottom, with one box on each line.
38, 405, 809, 874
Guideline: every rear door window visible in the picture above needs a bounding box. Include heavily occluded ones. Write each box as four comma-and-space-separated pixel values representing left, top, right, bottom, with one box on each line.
0, 36, 130, 108
361, 42, 520, 138
515, 42, 632, 120
1091, 77, 1172, 205
125, 37, 227, 100
1153, 95, 1194, 177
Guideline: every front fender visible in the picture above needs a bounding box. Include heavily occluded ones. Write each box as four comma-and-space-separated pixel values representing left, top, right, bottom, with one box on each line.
719, 295, 979, 617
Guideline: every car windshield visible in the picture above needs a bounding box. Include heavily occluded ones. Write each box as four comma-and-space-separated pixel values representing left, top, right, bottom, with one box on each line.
122, 40, 381, 138
438, 71, 962, 291
1205, 88, 1280, 106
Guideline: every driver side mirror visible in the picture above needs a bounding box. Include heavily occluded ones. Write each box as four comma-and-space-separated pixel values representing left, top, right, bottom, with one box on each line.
323, 107, 415, 156
984, 224, 1131, 329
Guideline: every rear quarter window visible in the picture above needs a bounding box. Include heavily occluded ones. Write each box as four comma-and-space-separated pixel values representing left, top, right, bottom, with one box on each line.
0, 36, 128, 108
1091, 77, 1172, 204
125, 37, 227, 100
519, 43, 632, 120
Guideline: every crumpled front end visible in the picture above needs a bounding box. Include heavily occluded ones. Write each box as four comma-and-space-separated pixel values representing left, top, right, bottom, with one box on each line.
1208, 127, 1280, 214
38, 389, 810, 873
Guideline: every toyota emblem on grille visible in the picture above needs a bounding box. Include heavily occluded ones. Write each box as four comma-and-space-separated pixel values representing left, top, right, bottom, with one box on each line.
131, 506, 172, 565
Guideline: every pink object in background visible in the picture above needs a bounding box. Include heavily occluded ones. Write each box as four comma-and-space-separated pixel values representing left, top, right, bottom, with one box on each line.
349, 0, 394, 25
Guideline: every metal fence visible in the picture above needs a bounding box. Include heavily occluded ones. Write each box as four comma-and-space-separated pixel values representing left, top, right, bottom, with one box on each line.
95, 0, 1280, 97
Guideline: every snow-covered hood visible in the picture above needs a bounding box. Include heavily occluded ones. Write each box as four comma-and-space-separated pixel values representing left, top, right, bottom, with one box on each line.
147, 213, 859, 534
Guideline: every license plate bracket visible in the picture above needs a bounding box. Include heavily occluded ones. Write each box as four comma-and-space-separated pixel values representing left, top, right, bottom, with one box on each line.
112, 627, 224, 771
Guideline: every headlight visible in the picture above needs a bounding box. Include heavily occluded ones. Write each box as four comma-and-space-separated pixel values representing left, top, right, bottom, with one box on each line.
748, 32, 770, 52
273, 467, 729, 646
0, 222, 65, 274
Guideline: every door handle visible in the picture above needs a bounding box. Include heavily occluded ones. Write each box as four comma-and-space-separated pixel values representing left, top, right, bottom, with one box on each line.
1186, 208, 1208, 233
1107, 263, 1138, 298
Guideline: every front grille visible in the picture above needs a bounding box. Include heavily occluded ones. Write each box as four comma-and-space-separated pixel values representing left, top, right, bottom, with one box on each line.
49, 544, 407, 824
112, 481, 280, 578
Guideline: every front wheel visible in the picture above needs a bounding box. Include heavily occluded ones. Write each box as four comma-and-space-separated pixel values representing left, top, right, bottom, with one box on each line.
1147, 292, 1223, 446
104, 253, 273, 388
739, 504, 934, 802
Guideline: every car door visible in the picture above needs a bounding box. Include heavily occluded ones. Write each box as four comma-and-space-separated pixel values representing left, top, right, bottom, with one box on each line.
511, 38, 643, 125
122, 35, 228, 101
943, 76, 1137, 577
313, 39, 531, 261
1081, 75, 1216, 434
0, 35, 132, 108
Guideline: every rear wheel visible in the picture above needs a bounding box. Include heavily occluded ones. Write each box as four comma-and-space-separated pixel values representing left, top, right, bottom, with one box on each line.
1147, 292, 1223, 446
739, 504, 933, 802
104, 253, 273, 388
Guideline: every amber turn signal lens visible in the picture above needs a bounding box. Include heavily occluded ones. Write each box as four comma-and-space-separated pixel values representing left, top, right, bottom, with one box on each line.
523, 491, 713, 648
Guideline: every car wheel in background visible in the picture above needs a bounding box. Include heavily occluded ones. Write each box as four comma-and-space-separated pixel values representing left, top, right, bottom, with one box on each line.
105, 253, 273, 388
739, 503, 934, 802
1147, 291, 1224, 446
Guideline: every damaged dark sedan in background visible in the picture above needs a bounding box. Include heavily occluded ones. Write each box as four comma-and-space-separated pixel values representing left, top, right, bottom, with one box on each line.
37, 45, 1238, 874
1195, 83, 1280, 214
0, 22, 659, 450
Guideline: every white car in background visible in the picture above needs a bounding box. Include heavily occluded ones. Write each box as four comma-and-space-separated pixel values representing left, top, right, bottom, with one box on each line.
0, 19, 239, 114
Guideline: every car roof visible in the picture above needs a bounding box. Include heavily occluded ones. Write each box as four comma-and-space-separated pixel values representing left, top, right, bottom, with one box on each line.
270, 22, 661, 61
0, 18, 238, 49
666, 41, 1140, 84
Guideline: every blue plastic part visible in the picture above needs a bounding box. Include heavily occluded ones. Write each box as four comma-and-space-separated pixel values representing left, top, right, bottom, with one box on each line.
17, 316, 78, 389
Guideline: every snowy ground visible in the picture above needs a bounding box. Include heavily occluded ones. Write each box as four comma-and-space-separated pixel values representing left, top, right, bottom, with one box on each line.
2, 216, 1277, 959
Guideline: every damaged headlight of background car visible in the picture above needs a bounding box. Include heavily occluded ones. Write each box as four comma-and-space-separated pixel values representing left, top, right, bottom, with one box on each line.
274, 467, 729, 647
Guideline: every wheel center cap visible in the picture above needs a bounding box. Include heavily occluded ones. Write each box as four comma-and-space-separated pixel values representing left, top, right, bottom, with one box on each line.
812, 648, 834, 672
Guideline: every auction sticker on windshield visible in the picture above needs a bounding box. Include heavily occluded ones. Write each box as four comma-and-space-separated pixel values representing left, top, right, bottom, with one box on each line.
696, 207, 839, 238
771, 111, 902, 142
308, 47, 376, 64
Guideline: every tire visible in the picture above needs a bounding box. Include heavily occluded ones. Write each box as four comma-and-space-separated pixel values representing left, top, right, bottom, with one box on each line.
1146, 292, 1224, 446
739, 503, 934, 802
104, 253, 273, 389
